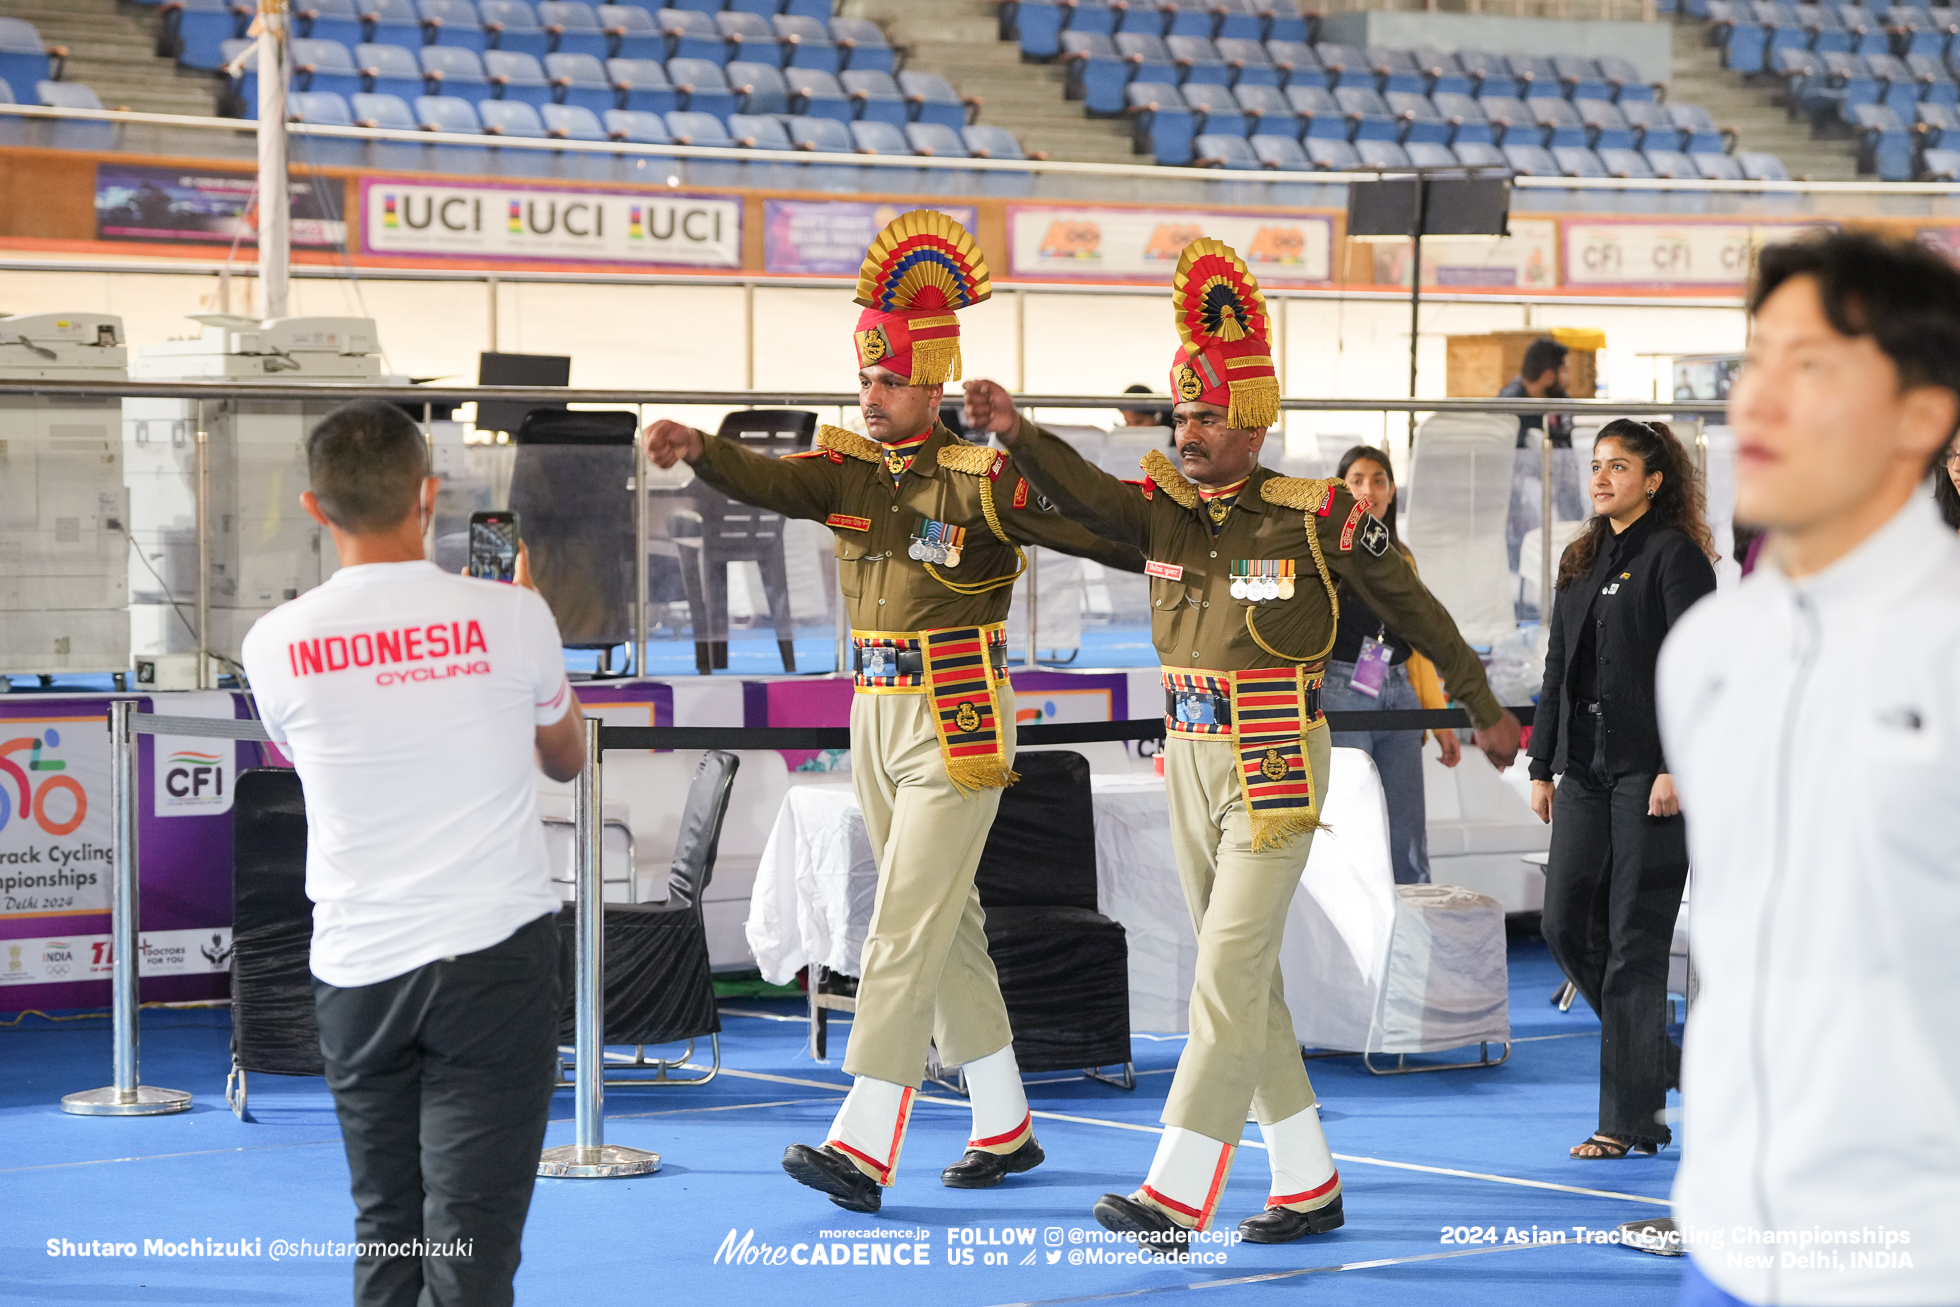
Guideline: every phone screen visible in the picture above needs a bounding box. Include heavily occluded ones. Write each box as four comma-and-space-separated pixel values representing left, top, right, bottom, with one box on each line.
468, 512, 519, 582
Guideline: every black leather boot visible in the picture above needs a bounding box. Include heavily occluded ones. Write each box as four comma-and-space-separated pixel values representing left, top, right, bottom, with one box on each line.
1092, 1192, 1191, 1258
782, 1143, 882, 1213
1238, 1194, 1345, 1243
942, 1135, 1046, 1188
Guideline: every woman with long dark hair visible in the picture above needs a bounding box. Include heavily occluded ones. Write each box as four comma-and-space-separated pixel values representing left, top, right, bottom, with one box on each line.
1527, 419, 1717, 1160
1937, 442, 1960, 530
1322, 445, 1460, 884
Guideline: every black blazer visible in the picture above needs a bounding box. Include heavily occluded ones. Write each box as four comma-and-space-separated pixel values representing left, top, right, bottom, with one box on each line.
1528, 515, 1717, 780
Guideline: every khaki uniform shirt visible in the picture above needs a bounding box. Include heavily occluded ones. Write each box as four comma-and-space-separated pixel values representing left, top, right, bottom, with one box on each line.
1008, 419, 1504, 728
688, 421, 1146, 633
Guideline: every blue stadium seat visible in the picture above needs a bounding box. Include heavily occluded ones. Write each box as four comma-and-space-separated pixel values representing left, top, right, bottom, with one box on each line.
1260, 0, 1309, 44
829, 18, 894, 73
1005, 0, 1065, 59
1211, 0, 1263, 41
1738, 148, 1790, 178
665, 107, 733, 144
841, 68, 906, 124
485, 48, 553, 102
1711, 0, 1768, 72
1181, 80, 1247, 134
286, 38, 363, 99
1163, 0, 1213, 37
1451, 138, 1504, 168
1552, 144, 1608, 176
1335, 83, 1397, 139
786, 114, 851, 150
545, 51, 614, 111
848, 117, 909, 152
1500, 141, 1557, 174
726, 59, 787, 113
785, 65, 850, 119
37, 80, 101, 109
603, 105, 669, 140
1919, 142, 1960, 176
1264, 39, 1324, 89
1430, 90, 1494, 144
1125, 79, 1193, 161
1692, 149, 1745, 178
1597, 54, 1656, 101
1454, 48, 1518, 98
717, 11, 784, 66
1529, 95, 1589, 147
1063, 32, 1130, 113
360, 0, 422, 52
1303, 135, 1359, 167
160, 0, 246, 71
781, 0, 832, 19
351, 90, 416, 126
588, 5, 658, 60
1575, 97, 1637, 150
1597, 145, 1656, 177
656, 8, 724, 62
1916, 97, 1960, 145
1233, 83, 1299, 136
479, 96, 546, 132
1284, 83, 1344, 138
1113, 0, 1167, 37
1194, 132, 1261, 167
727, 109, 792, 146
418, 0, 489, 51
1355, 137, 1410, 167
1365, 46, 1426, 95
1065, 0, 1118, 38
905, 120, 969, 156
1554, 55, 1611, 101
480, 0, 550, 55
1866, 52, 1921, 115
607, 56, 676, 112
665, 0, 721, 12
1249, 133, 1309, 166
898, 70, 967, 127
1752, 1, 1809, 58
541, 100, 604, 135
1412, 47, 1472, 97
1506, 53, 1560, 98
667, 57, 736, 118
290, 88, 354, 120
1797, 1, 1852, 52
1115, 32, 1178, 83
1477, 93, 1534, 144
1618, 96, 1678, 149
420, 44, 489, 95
1669, 101, 1730, 151
1167, 35, 1231, 85
415, 92, 482, 129
1833, 2, 1890, 56
1850, 100, 1911, 174
1312, 41, 1365, 88
773, 15, 839, 71
1214, 37, 1280, 85
358, 42, 426, 99
1385, 90, 1449, 143
1774, 46, 1827, 115
1403, 139, 1458, 168
1643, 146, 1696, 176
964, 123, 1027, 157
1884, 4, 1952, 59
1907, 52, 1958, 104
299, 0, 367, 50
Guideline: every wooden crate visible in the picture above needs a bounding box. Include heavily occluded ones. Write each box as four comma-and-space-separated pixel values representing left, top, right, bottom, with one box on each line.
1446, 330, 1597, 398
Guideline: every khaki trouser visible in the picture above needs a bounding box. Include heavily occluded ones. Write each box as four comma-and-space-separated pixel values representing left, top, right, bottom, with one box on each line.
843, 685, 1018, 1087
1160, 723, 1330, 1144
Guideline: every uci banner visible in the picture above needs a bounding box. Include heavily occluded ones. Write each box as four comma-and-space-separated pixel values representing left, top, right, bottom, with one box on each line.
360, 179, 742, 267
0, 713, 112, 918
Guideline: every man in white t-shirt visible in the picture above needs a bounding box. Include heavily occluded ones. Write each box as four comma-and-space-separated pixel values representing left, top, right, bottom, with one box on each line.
241, 400, 583, 1307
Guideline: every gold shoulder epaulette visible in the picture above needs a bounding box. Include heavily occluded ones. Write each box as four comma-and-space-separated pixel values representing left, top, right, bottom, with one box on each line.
817, 424, 883, 465
936, 442, 1003, 478
1140, 447, 1198, 509
1260, 475, 1340, 514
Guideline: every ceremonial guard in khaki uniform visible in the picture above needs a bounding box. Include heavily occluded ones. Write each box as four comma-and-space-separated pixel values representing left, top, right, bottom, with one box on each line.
971, 240, 1520, 1250
643, 212, 1144, 1214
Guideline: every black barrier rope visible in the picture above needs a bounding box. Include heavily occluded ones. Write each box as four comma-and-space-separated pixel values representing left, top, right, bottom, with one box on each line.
597, 705, 1541, 754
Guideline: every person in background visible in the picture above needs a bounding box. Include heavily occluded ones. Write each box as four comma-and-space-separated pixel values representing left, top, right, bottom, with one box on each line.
1527, 418, 1717, 1162
241, 401, 583, 1307
1502, 337, 1587, 574
1499, 336, 1574, 450
1321, 445, 1461, 885
1659, 229, 1960, 1307
1119, 382, 1167, 429
1937, 440, 1960, 529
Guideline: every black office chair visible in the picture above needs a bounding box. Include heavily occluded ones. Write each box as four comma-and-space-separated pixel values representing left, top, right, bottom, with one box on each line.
969, 750, 1134, 1086
671, 409, 816, 673
509, 408, 638, 672
555, 750, 739, 1086
227, 767, 323, 1121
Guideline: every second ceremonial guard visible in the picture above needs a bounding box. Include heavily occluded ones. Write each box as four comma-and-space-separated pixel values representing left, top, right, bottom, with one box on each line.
642, 212, 1144, 1213
968, 239, 1522, 1252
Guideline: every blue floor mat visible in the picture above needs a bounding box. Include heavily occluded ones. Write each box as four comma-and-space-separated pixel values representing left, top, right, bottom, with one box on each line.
0, 941, 1684, 1306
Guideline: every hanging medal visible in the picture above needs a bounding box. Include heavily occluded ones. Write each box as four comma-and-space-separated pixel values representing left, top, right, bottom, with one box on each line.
912, 518, 965, 567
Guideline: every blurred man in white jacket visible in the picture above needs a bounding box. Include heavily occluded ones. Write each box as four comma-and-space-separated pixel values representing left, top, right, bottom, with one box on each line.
1658, 231, 1960, 1306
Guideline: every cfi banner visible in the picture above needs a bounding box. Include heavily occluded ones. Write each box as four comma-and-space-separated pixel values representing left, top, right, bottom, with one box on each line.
152, 691, 239, 821
0, 714, 112, 918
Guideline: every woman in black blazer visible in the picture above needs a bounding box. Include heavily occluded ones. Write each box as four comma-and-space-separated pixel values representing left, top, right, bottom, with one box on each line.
1527, 418, 1718, 1161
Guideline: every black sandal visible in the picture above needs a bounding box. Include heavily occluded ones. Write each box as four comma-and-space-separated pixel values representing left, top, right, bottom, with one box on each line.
1569, 1133, 1659, 1159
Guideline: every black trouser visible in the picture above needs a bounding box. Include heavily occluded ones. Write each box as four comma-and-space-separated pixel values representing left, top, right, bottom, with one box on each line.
1542, 760, 1688, 1146
313, 912, 561, 1307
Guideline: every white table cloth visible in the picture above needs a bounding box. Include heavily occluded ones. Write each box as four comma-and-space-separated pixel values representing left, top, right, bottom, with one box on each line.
746, 749, 1508, 1054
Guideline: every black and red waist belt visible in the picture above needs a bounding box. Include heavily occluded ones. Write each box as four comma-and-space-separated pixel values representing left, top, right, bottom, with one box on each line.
850, 623, 1008, 691
1164, 667, 1323, 738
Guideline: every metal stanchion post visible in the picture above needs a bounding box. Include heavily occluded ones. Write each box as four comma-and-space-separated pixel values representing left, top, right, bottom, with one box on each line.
62, 701, 193, 1116
1539, 432, 1554, 622
537, 717, 659, 1178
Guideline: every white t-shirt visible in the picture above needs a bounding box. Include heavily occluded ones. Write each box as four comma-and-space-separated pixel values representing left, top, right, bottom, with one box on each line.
241, 560, 571, 988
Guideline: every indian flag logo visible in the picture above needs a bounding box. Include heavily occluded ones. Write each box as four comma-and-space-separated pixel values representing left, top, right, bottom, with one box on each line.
382, 195, 399, 229
165, 750, 224, 767
628, 205, 644, 239
508, 200, 523, 235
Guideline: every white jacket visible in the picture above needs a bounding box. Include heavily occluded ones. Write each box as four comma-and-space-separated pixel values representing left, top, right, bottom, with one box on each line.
1657, 495, 1960, 1305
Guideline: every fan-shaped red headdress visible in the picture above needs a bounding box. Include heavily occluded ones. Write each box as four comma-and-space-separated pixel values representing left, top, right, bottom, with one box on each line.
1167, 238, 1279, 431
852, 210, 992, 387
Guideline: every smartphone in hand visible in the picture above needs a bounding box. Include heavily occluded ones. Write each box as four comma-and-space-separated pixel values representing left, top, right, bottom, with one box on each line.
468, 511, 519, 582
